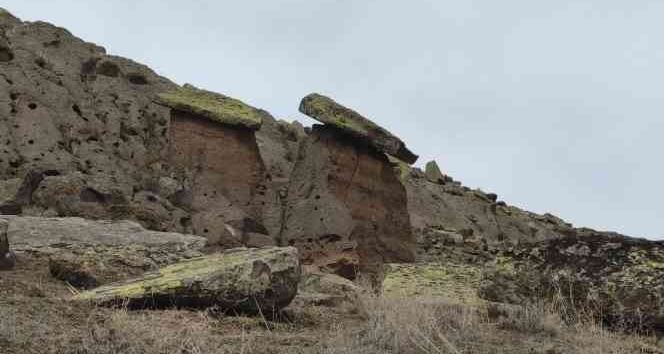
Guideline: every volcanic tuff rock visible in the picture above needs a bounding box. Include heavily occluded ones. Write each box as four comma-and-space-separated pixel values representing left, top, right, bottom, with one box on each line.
281, 125, 415, 279
74, 247, 301, 313
299, 93, 418, 164
2, 6, 663, 308
1, 215, 206, 285
0, 9, 292, 253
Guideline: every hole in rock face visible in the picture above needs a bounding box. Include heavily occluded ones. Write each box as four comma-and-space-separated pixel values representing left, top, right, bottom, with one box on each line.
28, 103, 37, 110
72, 104, 82, 117
0, 47, 13, 62
126, 73, 148, 85
80, 188, 107, 203
97, 61, 120, 77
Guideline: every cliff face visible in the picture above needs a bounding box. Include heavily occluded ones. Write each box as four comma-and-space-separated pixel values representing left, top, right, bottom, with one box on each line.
0, 10, 414, 277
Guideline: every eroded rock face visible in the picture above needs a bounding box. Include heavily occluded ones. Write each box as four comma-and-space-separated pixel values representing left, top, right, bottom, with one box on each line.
74, 247, 301, 313
0, 11, 284, 250
479, 231, 664, 333
281, 125, 414, 279
167, 109, 268, 247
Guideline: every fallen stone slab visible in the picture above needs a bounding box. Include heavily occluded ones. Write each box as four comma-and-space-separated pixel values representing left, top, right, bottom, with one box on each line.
299, 93, 418, 164
1, 216, 207, 285
73, 247, 301, 313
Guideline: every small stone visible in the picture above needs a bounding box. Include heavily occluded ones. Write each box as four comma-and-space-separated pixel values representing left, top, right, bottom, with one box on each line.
425, 160, 445, 184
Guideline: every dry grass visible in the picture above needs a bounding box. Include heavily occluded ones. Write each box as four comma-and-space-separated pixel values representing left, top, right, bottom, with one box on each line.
1, 255, 662, 353
321, 294, 663, 354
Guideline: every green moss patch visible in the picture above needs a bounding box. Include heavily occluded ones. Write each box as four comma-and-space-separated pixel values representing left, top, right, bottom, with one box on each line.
157, 84, 262, 130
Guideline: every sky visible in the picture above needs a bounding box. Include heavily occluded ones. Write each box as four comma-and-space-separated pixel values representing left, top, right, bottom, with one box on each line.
4, 1, 663, 239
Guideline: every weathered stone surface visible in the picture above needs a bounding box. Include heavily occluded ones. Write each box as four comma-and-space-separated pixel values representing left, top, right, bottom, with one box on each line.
167, 106, 269, 247
297, 271, 361, 307
281, 125, 415, 280
74, 247, 301, 313
424, 160, 445, 184
383, 263, 483, 304
156, 84, 263, 130
479, 232, 664, 332
402, 165, 576, 261
2, 216, 207, 284
299, 93, 418, 164
0, 11, 279, 251
0, 219, 16, 270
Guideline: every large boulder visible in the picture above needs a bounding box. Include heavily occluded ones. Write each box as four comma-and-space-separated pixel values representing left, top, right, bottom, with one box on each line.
479, 231, 664, 332
299, 93, 418, 164
2, 216, 207, 286
74, 247, 301, 313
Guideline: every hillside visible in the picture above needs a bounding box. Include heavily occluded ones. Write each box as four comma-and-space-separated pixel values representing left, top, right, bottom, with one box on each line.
1, 8, 663, 353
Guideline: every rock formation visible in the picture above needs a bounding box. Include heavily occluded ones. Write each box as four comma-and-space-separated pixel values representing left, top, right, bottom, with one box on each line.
283, 96, 417, 279
1, 8, 664, 327
299, 93, 418, 164
75, 246, 301, 313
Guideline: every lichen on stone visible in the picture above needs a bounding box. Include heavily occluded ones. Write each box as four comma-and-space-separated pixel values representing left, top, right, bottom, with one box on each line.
299, 93, 418, 164
383, 263, 482, 304
157, 84, 263, 130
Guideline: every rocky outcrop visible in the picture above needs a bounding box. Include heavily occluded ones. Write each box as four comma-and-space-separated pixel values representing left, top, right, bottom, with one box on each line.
281, 125, 415, 279
299, 93, 418, 164
398, 165, 576, 264
479, 231, 664, 332
2, 215, 206, 285
164, 86, 270, 249
74, 247, 301, 313
0, 10, 284, 251
424, 160, 446, 184
0, 218, 15, 270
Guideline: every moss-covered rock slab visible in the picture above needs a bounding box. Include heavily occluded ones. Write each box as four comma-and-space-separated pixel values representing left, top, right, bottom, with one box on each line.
299, 93, 418, 164
157, 84, 263, 130
74, 247, 301, 313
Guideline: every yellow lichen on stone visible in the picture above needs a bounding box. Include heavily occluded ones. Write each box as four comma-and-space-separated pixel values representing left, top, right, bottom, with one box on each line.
157, 84, 263, 129
382, 263, 483, 304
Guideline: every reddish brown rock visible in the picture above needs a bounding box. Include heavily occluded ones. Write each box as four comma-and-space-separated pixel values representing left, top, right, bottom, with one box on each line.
281, 125, 415, 279
167, 109, 269, 246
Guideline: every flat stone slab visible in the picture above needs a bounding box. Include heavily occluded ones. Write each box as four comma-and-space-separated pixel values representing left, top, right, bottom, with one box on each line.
157, 84, 263, 130
299, 93, 418, 164
74, 247, 301, 313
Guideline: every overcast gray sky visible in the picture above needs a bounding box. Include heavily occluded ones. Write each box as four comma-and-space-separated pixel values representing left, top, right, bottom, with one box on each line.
5, 1, 663, 239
